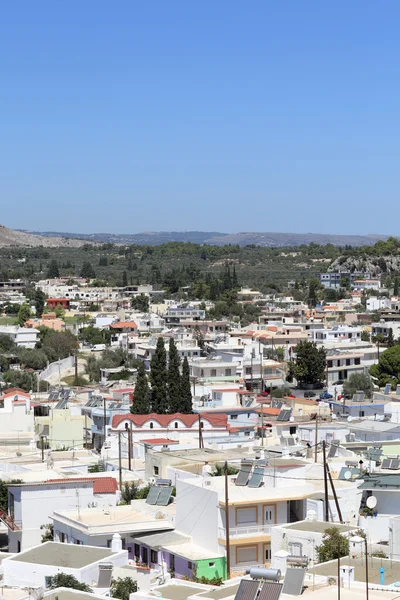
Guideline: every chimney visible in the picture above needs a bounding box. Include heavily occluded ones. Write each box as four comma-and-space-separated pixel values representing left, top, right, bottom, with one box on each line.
111, 533, 123, 552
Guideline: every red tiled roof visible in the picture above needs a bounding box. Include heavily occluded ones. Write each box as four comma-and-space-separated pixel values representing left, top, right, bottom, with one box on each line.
47, 477, 118, 494
112, 412, 227, 428
110, 321, 138, 329
2, 388, 30, 396
3, 391, 30, 399
141, 438, 179, 446
113, 388, 134, 393
256, 407, 280, 416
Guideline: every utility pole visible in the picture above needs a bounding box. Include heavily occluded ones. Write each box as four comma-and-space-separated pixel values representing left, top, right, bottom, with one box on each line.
326, 462, 343, 523
337, 543, 341, 600
84, 413, 87, 449
41, 436, 45, 462
74, 348, 78, 386
365, 537, 369, 600
224, 461, 230, 579
198, 414, 202, 449
103, 397, 107, 448
128, 424, 132, 471
322, 440, 329, 522
260, 403, 264, 446
118, 431, 123, 490
314, 416, 319, 463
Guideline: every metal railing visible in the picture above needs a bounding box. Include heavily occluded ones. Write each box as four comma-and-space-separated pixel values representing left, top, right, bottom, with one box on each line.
0, 509, 22, 531
218, 524, 271, 538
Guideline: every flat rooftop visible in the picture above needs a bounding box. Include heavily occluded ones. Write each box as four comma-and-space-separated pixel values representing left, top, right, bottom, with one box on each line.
196, 584, 239, 600
45, 591, 104, 600
283, 520, 355, 534
311, 557, 400, 585
53, 500, 175, 535
11, 542, 114, 568
147, 584, 211, 600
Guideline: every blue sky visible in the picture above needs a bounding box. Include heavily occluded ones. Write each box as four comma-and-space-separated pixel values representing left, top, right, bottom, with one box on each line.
1, 1, 399, 235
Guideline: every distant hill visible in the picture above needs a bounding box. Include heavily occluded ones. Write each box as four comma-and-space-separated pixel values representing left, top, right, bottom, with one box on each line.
17, 229, 393, 247
0, 224, 93, 248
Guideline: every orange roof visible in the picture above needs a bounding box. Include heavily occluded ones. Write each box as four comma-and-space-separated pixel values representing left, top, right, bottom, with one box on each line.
256, 407, 280, 416
3, 391, 30, 399
110, 321, 138, 329
47, 477, 118, 494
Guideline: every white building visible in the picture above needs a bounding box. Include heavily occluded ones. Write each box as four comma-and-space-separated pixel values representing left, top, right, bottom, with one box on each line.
366, 297, 391, 312
0, 326, 39, 348
2, 541, 128, 588
0, 392, 34, 435
311, 325, 362, 344
3, 477, 119, 552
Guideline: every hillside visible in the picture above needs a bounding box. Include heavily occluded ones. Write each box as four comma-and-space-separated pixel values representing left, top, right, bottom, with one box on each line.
18, 229, 392, 247
0, 225, 93, 248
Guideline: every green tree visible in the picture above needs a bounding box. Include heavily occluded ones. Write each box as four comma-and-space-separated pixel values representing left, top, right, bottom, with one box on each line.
80, 261, 96, 279
3, 370, 36, 392
18, 348, 48, 370
110, 577, 138, 600
0, 334, 16, 352
316, 527, 349, 563
150, 337, 168, 413
342, 373, 373, 399
370, 345, 400, 388
361, 331, 370, 342
288, 340, 326, 386
39, 329, 78, 361
180, 356, 193, 413
79, 325, 111, 346
0, 479, 22, 510
167, 338, 181, 413
307, 277, 322, 307
394, 277, 400, 297
388, 328, 395, 348
17, 303, 31, 326
131, 361, 150, 414
211, 463, 239, 476
34, 290, 46, 317
122, 271, 128, 287
131, 294, 149, 312
40, 523, 54, 542
46, 260, 59, 278
47, 573, 92, 592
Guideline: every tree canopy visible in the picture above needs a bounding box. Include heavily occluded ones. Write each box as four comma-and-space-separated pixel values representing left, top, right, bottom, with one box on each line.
48, 573, 92, 592
370, 345, 400, 388
288, 341, 326, 386
316, 527, 349, 563
342, 373, 373, 399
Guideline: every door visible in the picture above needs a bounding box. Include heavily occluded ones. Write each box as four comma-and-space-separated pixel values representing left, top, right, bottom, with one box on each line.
264, 505, 275, 524
142, 547, 148, 565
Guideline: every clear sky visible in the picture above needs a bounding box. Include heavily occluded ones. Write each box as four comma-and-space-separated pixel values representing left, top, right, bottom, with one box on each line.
1, 1, 400, 235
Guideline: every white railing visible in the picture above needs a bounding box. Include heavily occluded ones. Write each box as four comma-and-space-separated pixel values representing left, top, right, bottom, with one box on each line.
218, 524, 271, 538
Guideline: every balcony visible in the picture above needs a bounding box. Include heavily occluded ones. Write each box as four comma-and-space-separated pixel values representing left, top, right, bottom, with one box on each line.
0, 509, 21, 531
218, 524, 271, 539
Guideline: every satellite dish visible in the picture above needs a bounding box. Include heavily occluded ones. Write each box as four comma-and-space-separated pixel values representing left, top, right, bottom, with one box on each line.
367, 496, 377, 509
347, 416, 353, 422
344, 470, 352, 480
289, 416, 295, 422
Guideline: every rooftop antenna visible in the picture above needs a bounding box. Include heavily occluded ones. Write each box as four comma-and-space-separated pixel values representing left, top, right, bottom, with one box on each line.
76, 488, 81, 520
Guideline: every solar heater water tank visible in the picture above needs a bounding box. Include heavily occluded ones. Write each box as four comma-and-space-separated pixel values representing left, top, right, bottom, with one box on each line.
246, 568, 281, 581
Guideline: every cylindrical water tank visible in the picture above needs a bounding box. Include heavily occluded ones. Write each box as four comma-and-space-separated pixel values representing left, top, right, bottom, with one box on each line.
287, 556, 308, 567
245, 567, 281, 581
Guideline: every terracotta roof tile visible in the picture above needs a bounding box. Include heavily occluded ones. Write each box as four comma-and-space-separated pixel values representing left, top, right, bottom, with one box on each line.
47, 476, 118, 494
112, 411, 227, 428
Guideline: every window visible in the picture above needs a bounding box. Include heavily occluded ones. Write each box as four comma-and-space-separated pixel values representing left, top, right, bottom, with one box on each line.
209, 562, 215, 567
151, 550, 158, 563
327, 360, 333, 368
134, 543, 140, 560
60, 532, 66, 543
150, 422, 154, 429
265, 547, 272, 561
142, 547, 148, 564
359, 411, 365, 417
153, 466, 159, 475
355, 357, 361, 365
45, 576, 52, 588
17, 540, 21, 553
230, 415, 238, 420
346, 359, 351, 366
236, 507, 257, 525
289, 542, 303, 556
289, 426, 296, 435
170, 554, 175, 571
174, 422, 178, 428
211, 369, 217, 377
188, 561, 194, 570
246, 367, 252, 375
225, 368, 232, 376
237, 546, 258, 564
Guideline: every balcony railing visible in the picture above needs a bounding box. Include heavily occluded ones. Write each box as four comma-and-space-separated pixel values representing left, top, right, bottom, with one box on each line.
0, 509, 22, 531
218, 524, 271, 538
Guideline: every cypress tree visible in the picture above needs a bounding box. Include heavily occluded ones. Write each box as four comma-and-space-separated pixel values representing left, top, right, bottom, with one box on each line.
232, 265, 239, 288
150, 337, 168, 413
168, 338, 181, 413
131, 361, 150, 414
180, 357, 193, 414
122, 271, 128, 287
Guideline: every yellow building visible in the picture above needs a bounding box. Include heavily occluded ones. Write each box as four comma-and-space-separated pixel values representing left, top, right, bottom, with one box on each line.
35, 409, 89, 450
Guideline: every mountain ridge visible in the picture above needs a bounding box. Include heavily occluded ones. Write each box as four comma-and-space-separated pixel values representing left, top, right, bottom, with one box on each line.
16, 228, 393, 247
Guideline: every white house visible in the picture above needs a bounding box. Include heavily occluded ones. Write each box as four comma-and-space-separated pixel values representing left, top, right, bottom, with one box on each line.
2, 541, 128, 588
0, 326, 39, 348
3, 477, 119, 552
0, 391, 34, 435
